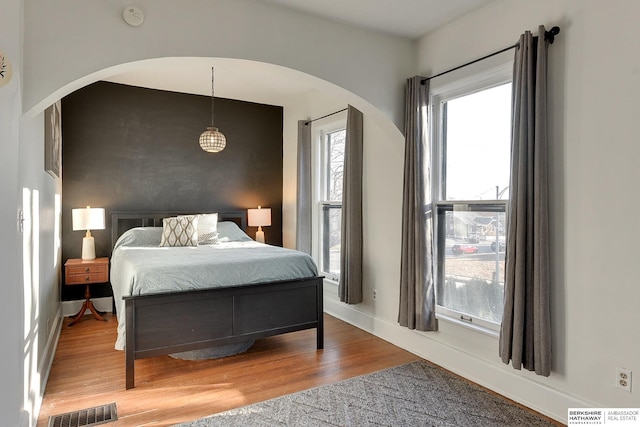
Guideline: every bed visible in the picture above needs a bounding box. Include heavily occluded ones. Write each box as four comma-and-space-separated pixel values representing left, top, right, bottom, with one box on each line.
109, 211, 324, 389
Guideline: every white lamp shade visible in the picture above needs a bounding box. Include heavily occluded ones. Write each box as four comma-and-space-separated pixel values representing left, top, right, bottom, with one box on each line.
247, 207, 271, 227
72, 207, 105, 231
72, 207, 104, 260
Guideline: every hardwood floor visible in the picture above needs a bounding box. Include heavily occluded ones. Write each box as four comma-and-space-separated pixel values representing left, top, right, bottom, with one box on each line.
37, 312, 418, 426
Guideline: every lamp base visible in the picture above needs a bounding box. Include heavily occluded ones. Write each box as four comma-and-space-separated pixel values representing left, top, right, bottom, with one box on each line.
81, 236, 96, 260
255, 229, 265, 244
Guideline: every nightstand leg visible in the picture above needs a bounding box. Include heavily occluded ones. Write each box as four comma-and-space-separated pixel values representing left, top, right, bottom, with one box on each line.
68, 299, 89, 326
87, 299, 107, 322
68, 284, 108, 326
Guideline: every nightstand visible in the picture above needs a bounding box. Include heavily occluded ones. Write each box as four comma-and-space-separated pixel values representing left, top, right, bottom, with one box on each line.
65, 257, 109, 326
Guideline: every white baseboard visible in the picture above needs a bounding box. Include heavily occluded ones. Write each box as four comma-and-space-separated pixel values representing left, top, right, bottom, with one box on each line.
62, 297, 113, 317
39, 305, 63, 386
323, 291, 594, 425
33, 305, 63, 427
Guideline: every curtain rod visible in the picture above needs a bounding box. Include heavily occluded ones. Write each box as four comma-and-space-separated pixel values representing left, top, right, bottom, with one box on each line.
304, 108, 348, 125
420, 26, 560, 85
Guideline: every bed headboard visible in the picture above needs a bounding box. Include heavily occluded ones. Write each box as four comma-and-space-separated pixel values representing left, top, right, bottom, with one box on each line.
110, 210, 247, 250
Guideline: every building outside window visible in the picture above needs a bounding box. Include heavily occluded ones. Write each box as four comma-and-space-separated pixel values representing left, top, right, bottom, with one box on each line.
431, 64, 512, 334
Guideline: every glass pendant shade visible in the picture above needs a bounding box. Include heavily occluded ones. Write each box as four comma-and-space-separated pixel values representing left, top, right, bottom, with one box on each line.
199, 126, 227, 153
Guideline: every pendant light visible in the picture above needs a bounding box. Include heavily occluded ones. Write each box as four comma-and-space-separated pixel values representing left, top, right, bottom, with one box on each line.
199, 67, 226, 153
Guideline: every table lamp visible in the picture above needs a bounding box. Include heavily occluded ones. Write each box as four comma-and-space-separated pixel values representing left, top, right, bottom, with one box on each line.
247, 206, 271, 243
72, 206, 105, 260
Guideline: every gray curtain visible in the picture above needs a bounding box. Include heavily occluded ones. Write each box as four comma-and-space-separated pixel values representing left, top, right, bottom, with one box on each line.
296, 120, 312, 254
398, 76, 437, 331
338, 105, 363, 304
499, 25, 551, 376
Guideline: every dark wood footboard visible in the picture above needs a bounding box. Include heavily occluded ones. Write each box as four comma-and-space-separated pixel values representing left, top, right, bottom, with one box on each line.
124, 276, 324, 389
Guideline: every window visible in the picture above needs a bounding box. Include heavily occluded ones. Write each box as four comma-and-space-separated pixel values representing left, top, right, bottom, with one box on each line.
431, 64, 512, 334
318, 127, 345, 281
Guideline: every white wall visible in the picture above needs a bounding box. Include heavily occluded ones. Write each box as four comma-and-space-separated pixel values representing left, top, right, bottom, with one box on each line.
0, 2, 25, 425
306, 0, 640, 423
19, 110, 64, 427
280, 84, 406, 326
2, 2, 62, 426
23, 0, 414, 129
407, 0, 640, 418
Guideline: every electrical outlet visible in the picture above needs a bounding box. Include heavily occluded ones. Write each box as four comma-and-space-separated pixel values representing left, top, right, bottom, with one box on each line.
616, 367, 632, 392
373, 289, 377, 300
18, 210, 24, 233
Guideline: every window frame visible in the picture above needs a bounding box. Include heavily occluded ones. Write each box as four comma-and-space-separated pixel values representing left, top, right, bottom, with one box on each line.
435, 201, 508, 335
429, 61, 513, 335
311, 113, 347, 282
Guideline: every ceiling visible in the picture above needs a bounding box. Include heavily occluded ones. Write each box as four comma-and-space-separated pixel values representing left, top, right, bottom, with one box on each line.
105, 1, 495, 105
256, 0, 495, 39
105, 58, 321, 107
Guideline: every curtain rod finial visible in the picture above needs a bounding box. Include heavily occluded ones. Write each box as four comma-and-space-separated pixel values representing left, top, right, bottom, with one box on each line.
546, 26, 560, 44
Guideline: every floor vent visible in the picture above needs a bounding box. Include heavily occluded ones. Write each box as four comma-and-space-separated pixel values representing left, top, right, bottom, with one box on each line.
48, 402, 117, 427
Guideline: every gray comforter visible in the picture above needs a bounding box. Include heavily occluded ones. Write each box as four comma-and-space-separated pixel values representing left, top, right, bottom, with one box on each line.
110, 223, 318, 350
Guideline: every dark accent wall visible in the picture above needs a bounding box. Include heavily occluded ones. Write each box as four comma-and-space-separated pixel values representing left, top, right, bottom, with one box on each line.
61, 81, 283, 301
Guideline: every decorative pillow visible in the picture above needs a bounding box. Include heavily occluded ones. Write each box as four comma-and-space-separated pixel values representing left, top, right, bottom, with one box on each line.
160, 215, 198, 247
196, 213, 219, 245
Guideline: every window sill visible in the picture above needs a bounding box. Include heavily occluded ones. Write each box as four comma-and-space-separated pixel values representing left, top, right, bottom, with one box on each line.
323, 277, 339, 287
436, 312, 500, 338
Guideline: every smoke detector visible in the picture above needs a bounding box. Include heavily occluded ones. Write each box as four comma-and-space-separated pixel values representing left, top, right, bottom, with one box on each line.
123, 6, 144, 27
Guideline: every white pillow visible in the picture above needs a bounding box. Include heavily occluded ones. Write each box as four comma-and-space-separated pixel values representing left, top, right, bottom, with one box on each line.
217, 221, 253, 242
160, 215, 198, 247
197, 213, 219, 245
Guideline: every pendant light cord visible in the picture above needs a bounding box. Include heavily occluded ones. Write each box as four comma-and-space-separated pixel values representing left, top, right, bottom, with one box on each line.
211, 67, 215, 127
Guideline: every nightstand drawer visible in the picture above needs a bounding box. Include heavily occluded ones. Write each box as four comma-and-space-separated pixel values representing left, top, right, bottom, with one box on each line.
65, 258, 109, 285
66, 270, 108, 284
66, 263, 107, 276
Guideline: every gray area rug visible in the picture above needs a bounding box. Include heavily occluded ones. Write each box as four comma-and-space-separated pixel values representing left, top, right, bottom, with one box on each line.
175, 360, 557, 426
